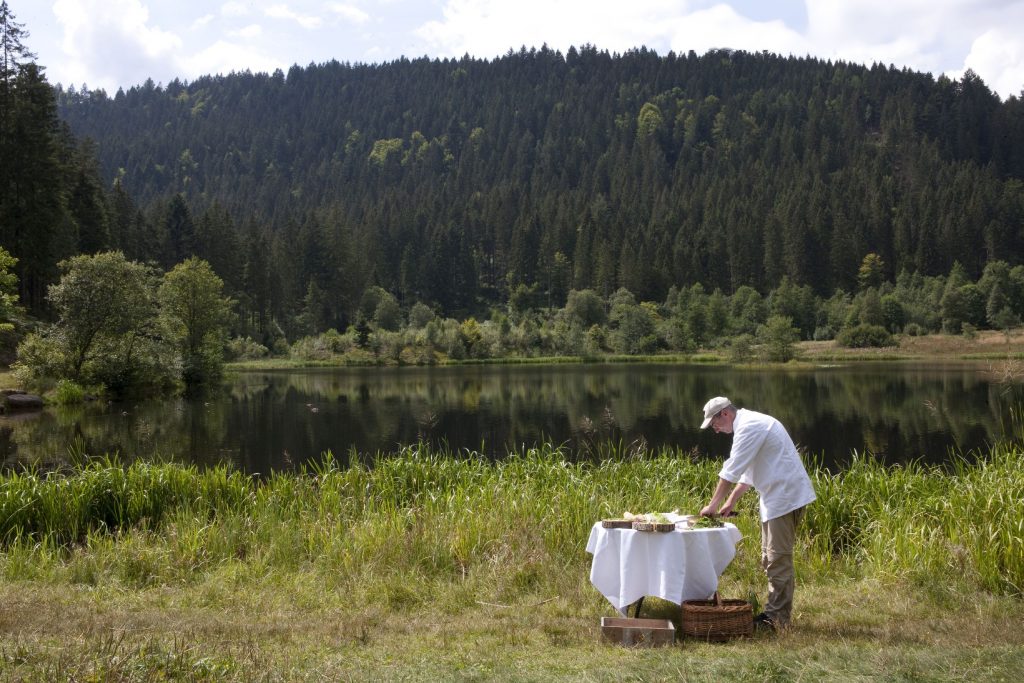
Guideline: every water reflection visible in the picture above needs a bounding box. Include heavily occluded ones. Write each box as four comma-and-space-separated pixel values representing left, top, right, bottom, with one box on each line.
2, 362, 1021, 473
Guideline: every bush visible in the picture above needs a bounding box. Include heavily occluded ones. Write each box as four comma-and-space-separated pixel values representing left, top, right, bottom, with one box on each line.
398, 344, 436, 365
756, 315, 799, 362
290, 329, 357, 360
225, 336, 269, 361
836, 323, 896, 348
408, 302, 435, 329
727, 334, 755, 363
53, 379, 86, 405
904, 322, 924, 337
369, 330, 404, 362
428, 318, 467, 359
813, 326, 835, 341
13, 332, 68, 387
584, 324, 607, 356
564, 289, 607, 328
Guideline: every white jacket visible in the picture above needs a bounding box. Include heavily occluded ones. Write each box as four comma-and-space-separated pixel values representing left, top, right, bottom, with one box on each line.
719, 408, 816, 522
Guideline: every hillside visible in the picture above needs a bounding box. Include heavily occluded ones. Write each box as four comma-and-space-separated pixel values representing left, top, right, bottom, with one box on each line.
41, 48, 1024, 326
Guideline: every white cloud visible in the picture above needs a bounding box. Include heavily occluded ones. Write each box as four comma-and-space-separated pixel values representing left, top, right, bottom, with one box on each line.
328, 3, 371, 24
416, 0, 687, 58
33, 0, 1024, 99
266, 4, 324, 30
666, 5, 808, 58
804, 0, 960, 72
51, 0, 183, 90
417, 0, 1024, 99
182, 40, 285, 79
221, 2, 250, 18
801, 0, 1024, 97
960, 28, 1024, 98
191, 14, 216, 30
229, 24, 264, 39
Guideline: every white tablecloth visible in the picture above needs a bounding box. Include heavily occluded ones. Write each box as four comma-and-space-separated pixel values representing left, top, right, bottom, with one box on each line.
586, 522, 743, 614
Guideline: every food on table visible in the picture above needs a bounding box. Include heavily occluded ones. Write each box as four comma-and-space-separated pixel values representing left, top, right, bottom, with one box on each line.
622, 509, 677, 524
622, 510, 678, 532
604, 509, 727, 531
690, 516, 725, 529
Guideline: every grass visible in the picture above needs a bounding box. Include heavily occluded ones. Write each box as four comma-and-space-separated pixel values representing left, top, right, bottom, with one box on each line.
1, 442, 1023, 680
800, 329, 1024, 362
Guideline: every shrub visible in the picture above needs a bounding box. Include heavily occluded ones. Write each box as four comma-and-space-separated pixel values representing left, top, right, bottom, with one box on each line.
53, 379, 86, 404
408, 302, 435, 329
398, 344, 436, 365
225, 336, 269, 361
727, 334, 755, 363
813, 326, 835, 341
430, 318, 467, 359
564, 289, 607, 327
12, 332, 68, 387
369, 330, 403, 362
290, 329, 357, 360
756, 315, 799, 362
836, 323, 896, 348
584, 324, 607, 356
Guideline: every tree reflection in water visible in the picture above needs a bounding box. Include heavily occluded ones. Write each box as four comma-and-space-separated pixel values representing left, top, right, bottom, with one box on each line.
2, 362, 1021, 473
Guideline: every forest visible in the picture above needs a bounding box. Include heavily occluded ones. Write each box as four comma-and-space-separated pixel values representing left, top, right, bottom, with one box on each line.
2, 2, 1024, 373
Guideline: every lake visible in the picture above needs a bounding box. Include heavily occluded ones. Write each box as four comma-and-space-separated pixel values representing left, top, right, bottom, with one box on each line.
2, 361, 1022, 473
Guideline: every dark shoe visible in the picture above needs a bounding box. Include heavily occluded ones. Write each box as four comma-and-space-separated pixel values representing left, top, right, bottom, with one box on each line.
753, 612, 776, 631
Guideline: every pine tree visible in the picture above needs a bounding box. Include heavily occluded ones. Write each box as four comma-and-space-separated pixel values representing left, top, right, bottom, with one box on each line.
2, 63, 72, 311
162, 193, 197, 267
0, 0, 34, 121
68, 138, 111, 254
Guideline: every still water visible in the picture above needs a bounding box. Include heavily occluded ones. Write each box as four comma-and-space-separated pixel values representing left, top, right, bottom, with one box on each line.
2, 362, 1022, 473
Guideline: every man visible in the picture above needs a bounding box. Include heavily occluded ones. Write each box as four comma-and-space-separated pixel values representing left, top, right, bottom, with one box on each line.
699, 396, 816, 630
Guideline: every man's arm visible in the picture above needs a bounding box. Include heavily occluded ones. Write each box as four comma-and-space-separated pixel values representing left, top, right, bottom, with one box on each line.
718, 483, 752, 516
701, 479, 752, 516
700, 477, 735, 516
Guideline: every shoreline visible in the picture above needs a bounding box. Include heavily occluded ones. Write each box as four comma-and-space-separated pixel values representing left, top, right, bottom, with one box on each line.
224, 329, 1024, 371
6, 331, 1021, 383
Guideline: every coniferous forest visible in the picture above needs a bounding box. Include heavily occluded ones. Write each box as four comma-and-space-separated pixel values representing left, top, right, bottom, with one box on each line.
3, 0, 1024, 367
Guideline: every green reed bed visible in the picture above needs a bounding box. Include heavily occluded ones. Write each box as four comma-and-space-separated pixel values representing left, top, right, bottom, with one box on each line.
1, 443, 1022, 598
804, 447, 1024, 595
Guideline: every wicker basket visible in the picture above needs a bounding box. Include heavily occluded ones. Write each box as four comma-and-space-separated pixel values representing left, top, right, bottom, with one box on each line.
601, 519, 634, 529
632, 520, 676, 532
680, 592, 753, 640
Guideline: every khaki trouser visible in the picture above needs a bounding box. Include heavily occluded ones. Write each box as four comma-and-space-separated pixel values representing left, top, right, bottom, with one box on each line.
761, 506, 805, 626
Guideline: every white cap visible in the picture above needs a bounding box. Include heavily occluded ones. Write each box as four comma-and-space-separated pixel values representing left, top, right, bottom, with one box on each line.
700, 396, 732, 429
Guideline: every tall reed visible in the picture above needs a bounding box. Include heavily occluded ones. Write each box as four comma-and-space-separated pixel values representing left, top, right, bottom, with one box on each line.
1, 443, 1021, 599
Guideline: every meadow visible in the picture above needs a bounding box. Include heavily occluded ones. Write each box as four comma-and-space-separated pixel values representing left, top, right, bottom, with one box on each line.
0, 441, 1022, 681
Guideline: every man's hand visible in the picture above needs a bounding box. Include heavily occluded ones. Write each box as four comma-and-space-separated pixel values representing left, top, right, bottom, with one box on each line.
702, 477, 735, 517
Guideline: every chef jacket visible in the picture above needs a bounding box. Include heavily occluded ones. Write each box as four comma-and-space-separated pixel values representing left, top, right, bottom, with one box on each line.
719, 408, 816, 522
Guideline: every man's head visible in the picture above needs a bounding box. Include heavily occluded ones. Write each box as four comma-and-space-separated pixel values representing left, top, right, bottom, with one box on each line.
700, 396, 736, 434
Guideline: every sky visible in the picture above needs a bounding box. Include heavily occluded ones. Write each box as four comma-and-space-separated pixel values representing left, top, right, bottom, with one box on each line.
9, 0, 1024, 100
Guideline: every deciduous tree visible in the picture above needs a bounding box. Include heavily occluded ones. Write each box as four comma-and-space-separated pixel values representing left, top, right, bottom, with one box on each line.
18, 251, 171, 393
159, 257, 233, 386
